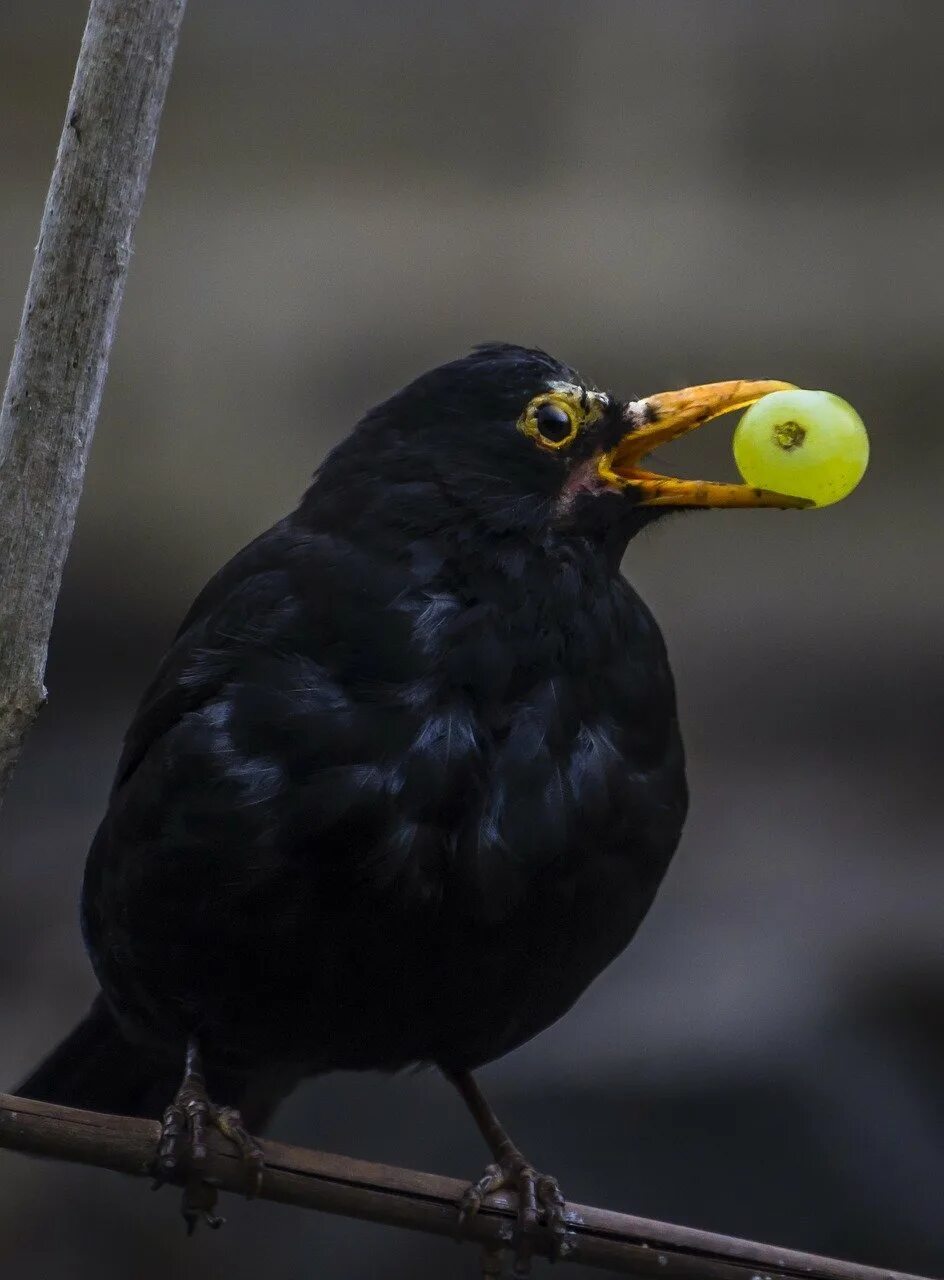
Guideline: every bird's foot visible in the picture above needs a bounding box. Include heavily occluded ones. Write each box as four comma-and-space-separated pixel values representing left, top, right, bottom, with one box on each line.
459, 1154, 571, 1275
151, 1040, 264, 1233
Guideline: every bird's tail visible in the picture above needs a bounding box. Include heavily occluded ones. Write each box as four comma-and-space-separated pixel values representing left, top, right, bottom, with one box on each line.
15, 996, 294, 1132
14, 995, 176, 1118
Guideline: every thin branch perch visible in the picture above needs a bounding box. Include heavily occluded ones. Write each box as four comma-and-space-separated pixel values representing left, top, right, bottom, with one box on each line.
0, 1093, 929, 1280
0, 0, 187, 805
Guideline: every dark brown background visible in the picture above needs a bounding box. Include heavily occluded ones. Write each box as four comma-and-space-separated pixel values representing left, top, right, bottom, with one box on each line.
1, 2, 941, 1277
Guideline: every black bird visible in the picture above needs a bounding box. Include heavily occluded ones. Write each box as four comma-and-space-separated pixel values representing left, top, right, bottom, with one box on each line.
18, 344, 804, 1262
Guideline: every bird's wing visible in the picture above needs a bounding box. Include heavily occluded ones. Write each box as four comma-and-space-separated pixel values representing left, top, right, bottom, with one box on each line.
81, 515, 481, 1057
113, 518, 302, 789
100, 515, 465, 910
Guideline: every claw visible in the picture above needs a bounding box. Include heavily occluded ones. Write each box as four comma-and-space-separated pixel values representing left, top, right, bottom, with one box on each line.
457, 1156, 571, 1274
180, 1175, 225, 1235
151, 1039, 266, 1229
535, 1174, 570, 1258
458, 1161, 503, 1226
213, 1105, 265, 1198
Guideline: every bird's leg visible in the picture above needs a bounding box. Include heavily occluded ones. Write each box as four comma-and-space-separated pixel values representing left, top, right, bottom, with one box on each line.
152, 1037, 264, 1233
446, 1068, 571, 1273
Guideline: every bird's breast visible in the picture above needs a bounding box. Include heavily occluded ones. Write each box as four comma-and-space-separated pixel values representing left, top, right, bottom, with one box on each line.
381, 547, 687, 925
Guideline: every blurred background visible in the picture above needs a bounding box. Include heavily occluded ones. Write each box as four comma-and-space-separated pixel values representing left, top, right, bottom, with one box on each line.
1, 1, 942, 1276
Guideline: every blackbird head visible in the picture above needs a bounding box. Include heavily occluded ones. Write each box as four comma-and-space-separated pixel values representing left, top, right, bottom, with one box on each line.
309, 343, 805, 562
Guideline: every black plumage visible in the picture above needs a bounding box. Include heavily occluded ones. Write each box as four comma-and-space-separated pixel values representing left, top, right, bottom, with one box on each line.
21, 343, 792, 1254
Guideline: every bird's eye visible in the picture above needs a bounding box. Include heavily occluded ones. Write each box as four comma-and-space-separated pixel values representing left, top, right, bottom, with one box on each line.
517, 393, 586, 451
534, 402, 576, 446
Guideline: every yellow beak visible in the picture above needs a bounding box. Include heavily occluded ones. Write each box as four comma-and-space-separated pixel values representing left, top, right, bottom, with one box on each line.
600, 380, 812, 508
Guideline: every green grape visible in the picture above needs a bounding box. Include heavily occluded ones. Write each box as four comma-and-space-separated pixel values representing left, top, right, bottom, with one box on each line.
733, 389, 869, 507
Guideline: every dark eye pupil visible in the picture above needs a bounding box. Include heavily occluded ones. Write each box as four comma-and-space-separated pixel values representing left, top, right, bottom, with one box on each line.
535, 403, 573, 443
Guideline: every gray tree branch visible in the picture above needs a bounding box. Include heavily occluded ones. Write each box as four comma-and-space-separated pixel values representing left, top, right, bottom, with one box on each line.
0, 1092, 929, 1280
0, 0, 187, 804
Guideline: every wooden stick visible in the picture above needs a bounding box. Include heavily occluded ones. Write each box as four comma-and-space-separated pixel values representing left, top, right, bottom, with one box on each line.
0, 1092, 928, 1280
0, 0, 187, 804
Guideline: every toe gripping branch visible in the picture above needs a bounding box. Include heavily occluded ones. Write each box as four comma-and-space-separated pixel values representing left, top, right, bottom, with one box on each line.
448, 1068, 574, 1276
152, 1038, 264, 1233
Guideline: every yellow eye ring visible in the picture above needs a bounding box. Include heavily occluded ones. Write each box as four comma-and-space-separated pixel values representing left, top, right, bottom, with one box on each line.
518, 394, 579, 451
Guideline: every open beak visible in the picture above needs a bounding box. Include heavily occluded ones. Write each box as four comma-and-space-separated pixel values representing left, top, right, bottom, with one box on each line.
599, 380, 812, 508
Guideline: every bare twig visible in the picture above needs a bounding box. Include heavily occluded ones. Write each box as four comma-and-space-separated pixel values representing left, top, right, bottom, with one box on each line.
0, 1092, 929, 1280
0, 0, 187, 805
